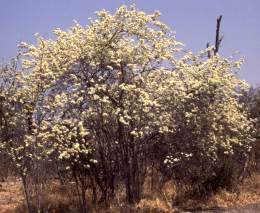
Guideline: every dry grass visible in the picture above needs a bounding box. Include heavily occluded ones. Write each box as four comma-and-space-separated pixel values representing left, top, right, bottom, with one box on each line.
0, 173, 259, 212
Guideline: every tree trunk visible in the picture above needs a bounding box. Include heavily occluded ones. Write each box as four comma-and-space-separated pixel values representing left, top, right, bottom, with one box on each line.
21, 176, 33, 213
125, 157, 142, 204
81, 186, 88, 213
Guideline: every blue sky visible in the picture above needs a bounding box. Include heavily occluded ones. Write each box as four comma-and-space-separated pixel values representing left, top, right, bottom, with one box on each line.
1, 0, 259, 85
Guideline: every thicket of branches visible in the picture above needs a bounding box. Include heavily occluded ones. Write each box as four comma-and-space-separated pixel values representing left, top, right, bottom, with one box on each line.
0, 5, 258, 212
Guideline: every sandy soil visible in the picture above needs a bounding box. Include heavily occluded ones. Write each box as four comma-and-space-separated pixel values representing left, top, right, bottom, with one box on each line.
0, 179, 23, 213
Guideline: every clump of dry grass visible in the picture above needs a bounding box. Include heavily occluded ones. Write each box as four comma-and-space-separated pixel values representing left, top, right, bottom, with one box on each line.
135, 198, 174, 212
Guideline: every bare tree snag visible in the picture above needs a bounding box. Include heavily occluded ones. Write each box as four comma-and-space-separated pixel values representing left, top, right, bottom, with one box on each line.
206, 42, 211, 58
207, 15, 223, 58
214, 15, 223, 55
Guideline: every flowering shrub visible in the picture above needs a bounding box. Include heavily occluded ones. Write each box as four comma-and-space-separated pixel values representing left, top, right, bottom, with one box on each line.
0, 5, 256, 211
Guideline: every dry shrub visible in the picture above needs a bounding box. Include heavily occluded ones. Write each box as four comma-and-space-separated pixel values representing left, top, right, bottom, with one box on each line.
212, 172, 260, 208
15, 181, 79, 213
170, 172, 260, 211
